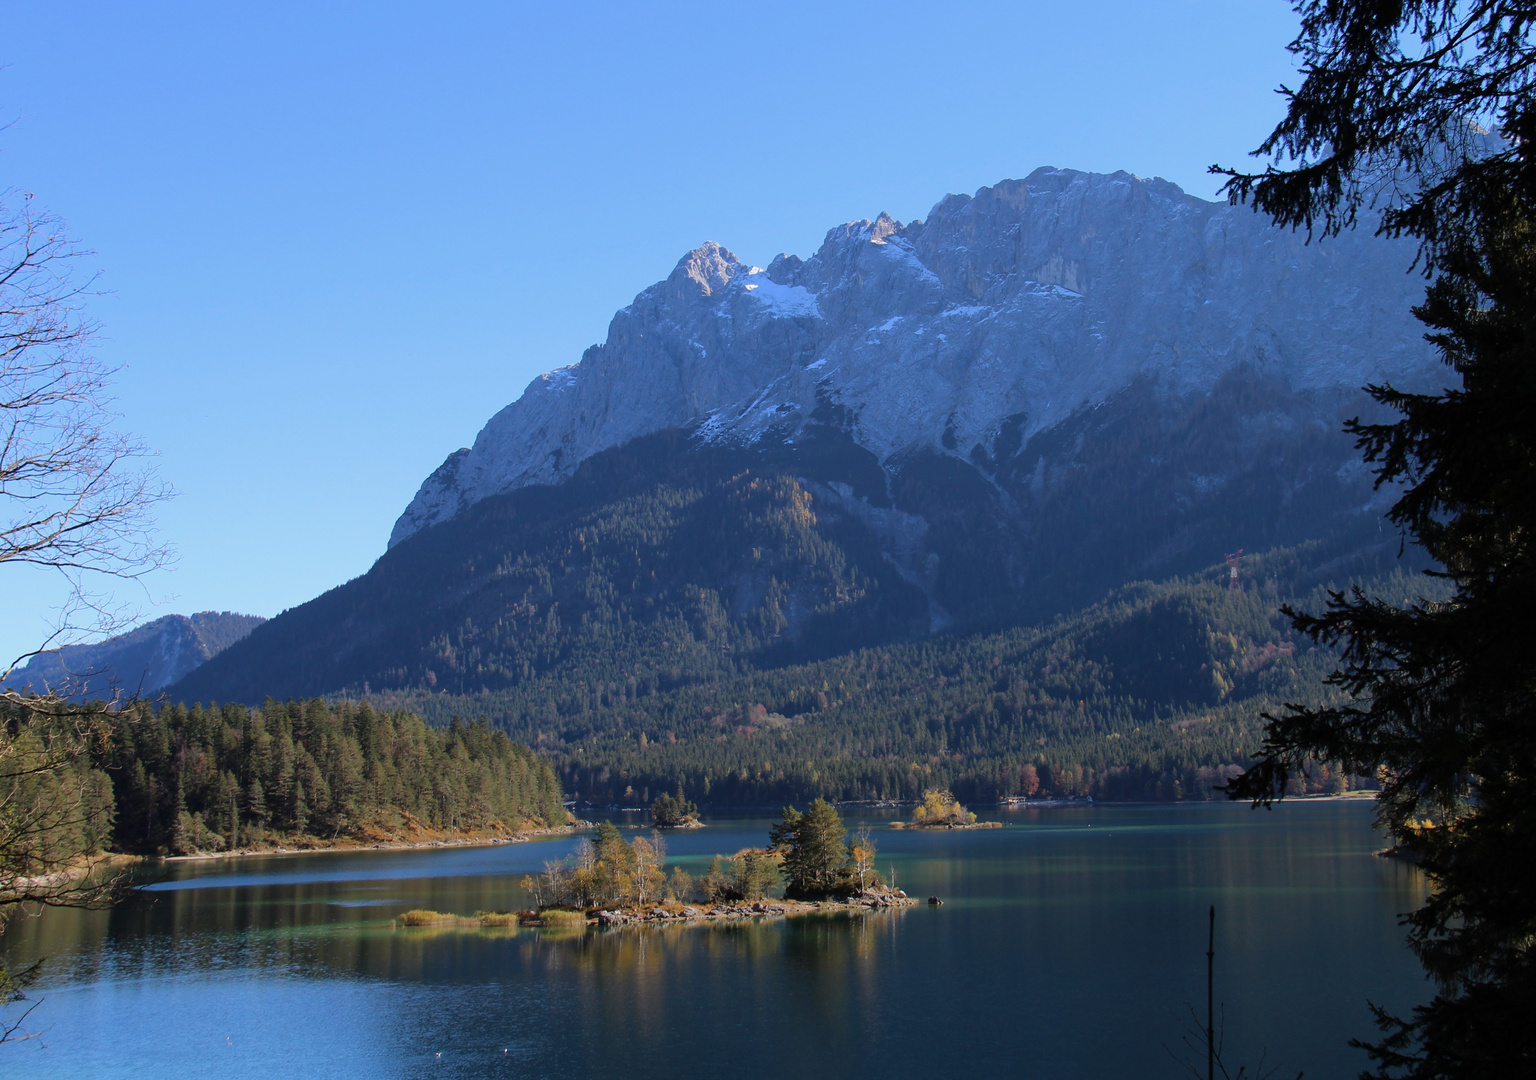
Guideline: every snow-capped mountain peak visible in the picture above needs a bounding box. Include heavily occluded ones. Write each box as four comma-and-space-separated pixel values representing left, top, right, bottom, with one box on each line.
389, 167, 1432, 549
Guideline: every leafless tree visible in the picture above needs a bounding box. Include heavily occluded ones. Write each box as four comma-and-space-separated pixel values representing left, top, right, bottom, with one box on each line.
0, 188, 168, 1038
1166, 1001, 1302, 1080
1, 188, 170, 682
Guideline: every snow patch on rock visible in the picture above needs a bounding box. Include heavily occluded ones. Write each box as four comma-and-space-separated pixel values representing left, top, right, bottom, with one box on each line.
390, 167, 1436, 548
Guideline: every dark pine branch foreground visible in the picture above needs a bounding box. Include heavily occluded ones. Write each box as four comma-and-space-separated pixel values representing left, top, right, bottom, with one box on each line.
1221, 5, 1536, 1077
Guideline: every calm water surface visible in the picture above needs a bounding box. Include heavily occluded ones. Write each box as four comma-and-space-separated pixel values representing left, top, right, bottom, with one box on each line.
0, 801, 1426, 1079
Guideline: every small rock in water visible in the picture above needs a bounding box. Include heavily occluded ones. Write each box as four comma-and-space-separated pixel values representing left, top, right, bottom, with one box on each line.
927, 896, 943, 906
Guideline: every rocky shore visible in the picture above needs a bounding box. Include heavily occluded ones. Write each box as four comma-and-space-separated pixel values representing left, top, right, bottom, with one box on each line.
589, 890, 918, 928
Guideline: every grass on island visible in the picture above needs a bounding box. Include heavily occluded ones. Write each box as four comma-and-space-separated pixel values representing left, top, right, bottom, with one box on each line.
395, 909, 521, 929
537, 908, 588, 928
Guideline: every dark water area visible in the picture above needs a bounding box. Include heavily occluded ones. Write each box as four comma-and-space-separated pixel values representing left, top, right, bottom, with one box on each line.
1, 801, 1425, 1079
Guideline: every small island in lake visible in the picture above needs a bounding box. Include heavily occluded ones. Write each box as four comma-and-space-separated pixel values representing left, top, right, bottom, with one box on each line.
650, 787, 704, 829
402, 799, 918, 931
890, 789, 1003, 830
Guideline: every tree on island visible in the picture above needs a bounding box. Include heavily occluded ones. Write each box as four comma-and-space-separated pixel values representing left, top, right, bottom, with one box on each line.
650, 786, 698, 828
909, 789, 977, 828
528, 824, 671, 909
1221, 4, 1536, 1075
771, 798, 846, 898
848, 827, 879, 892
700, 848, 780, 903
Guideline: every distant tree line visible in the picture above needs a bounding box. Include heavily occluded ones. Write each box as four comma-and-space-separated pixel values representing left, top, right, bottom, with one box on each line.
17, 697, 568, 856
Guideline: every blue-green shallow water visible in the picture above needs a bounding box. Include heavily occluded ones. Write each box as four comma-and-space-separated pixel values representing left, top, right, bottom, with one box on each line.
0, 801, 1425, 1079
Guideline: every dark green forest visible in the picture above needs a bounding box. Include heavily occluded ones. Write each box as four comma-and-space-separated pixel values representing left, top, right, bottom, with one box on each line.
370, 542, 1441, 806
162, 401, 1435, 810
30, 698, 569, 856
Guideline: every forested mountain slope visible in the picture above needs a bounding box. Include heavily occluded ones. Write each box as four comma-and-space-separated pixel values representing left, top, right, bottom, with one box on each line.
172, 398, 1399, 709
164, 169, 1442, 804
371, 542, 1440, 805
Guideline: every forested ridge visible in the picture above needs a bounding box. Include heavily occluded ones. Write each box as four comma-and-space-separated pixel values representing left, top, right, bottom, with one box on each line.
172, 369, 1389, 712
369, 542, 1441, 806
158, 414, 1432, 810
2, 698, 569, 857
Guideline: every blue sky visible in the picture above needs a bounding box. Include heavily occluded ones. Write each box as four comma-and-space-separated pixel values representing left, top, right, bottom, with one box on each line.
1, 0, 1303, 665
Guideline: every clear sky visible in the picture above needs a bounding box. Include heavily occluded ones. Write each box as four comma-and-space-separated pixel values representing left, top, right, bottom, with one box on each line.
1, 0, 1303, 666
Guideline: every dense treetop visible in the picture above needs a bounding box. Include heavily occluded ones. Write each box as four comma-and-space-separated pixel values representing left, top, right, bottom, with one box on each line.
104, 698, 567, 855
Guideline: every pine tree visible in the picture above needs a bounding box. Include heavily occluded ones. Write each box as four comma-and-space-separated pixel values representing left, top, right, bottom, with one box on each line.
1221, 6, 1536, 1075
771, 798, 847, 898
171, 773, 190, 855
244, 777, 267, 827
289, 777, 308, 836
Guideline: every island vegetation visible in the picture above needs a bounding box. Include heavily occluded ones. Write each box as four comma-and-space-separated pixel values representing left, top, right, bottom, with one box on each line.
512, 799, 904, 929
395, 909, 519, 928
649, 787, 700, 828
890, 789, 1000, 830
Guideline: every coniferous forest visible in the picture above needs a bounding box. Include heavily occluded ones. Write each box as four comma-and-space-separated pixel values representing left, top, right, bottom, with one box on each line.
156, 407, 1444, 811
6, 698, 570, 857
366, 543, 1442, 807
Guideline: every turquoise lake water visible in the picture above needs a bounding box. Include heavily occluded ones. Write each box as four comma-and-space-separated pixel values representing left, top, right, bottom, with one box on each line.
0, 800, 1427, 1079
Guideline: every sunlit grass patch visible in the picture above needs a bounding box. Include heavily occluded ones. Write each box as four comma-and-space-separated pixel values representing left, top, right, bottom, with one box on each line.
398, 909, 456, 926
537, 908, 588, 928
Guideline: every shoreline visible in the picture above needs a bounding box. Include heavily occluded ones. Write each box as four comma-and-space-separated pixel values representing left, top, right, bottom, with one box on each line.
161, 823, 590, 863
591, 893, 919, 927
153, 793, 1381, 866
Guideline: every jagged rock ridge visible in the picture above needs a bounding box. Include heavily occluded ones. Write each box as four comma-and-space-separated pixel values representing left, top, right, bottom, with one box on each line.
391, 166, 1434, 549
3, 612, 268, 699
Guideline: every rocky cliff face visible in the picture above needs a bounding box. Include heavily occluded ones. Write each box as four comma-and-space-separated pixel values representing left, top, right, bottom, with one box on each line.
172, 167, 1440, 709
3, 611, 267, 699
391, 167, 1433, 549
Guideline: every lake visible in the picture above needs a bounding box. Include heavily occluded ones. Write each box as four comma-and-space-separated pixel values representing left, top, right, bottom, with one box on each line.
0, 800, 1426, 1079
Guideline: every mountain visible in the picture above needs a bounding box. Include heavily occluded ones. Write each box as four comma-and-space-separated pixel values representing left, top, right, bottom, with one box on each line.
170, 168, 1435, 767
391, 167, 1431, 549
4, 612, 267, 699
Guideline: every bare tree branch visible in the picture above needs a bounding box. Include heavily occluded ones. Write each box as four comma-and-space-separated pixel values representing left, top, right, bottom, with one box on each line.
0, 188, 167, 1042
0, 188, 172, 679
